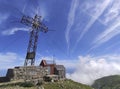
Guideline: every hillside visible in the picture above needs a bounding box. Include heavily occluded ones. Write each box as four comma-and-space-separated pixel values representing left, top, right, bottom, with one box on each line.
92, 75, 120, 89
0, 79, 92, 89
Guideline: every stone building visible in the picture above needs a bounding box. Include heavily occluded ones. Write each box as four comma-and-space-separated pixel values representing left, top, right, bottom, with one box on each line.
40, 60, 66, 80
40, 60, 56, 75
54, 65, 66, 79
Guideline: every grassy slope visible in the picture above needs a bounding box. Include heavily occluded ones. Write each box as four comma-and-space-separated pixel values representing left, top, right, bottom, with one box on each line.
92, 75, 120, 89
44, 79, 92, 89
0, 79, 92, 89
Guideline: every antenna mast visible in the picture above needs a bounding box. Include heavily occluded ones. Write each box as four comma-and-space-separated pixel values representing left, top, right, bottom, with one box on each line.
21, 14, 48, 66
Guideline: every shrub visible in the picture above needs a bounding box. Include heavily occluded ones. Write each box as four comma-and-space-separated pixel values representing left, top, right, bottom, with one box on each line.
20, 82, 34, 87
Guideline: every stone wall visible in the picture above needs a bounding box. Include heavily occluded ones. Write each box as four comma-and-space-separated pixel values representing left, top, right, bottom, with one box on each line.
0, 63, 66, 83
6, 66, 48, 81
6, 69, 14, 80
0, 77, 9, 82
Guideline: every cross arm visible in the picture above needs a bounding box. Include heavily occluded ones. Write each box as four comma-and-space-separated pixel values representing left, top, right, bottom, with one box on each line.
21, 15, 33, 26
40, 23, 48, 33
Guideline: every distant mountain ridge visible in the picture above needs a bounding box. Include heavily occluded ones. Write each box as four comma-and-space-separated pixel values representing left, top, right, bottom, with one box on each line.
92, 75, 120, 89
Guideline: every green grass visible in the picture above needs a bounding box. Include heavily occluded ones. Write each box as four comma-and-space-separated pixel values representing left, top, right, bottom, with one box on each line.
0, 82, 35, 89
0, 79, 92, 89
44, 80, 92, 89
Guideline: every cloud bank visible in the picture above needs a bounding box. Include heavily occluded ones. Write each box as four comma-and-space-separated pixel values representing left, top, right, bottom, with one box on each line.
67, 55, 120, 85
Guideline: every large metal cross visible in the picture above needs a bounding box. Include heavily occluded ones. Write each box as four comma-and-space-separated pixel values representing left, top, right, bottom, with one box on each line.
21, 14, 48, 66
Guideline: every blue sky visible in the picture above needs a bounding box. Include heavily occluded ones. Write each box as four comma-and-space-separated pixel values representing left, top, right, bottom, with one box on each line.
1, 0, 120, 85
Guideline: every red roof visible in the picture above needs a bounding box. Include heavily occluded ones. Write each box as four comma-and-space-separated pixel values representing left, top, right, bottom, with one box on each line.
40, 59, 55, 67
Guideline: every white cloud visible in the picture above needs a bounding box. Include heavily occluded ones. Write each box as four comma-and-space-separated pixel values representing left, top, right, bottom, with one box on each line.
0, 52, 24, 70
0, 52, 17, 63
84, 0, 120, 50
71, 0, 111, 53
92, 20, 120, 49
67, 55, 120, 85
76, 0, 110, 43
91, 1, 120, 49
2, 27, 28, 35
65, 0, 79, 51
99, 0, 120, 25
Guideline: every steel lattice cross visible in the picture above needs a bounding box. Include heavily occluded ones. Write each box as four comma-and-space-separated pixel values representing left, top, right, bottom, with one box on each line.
21, 14, 48, 66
